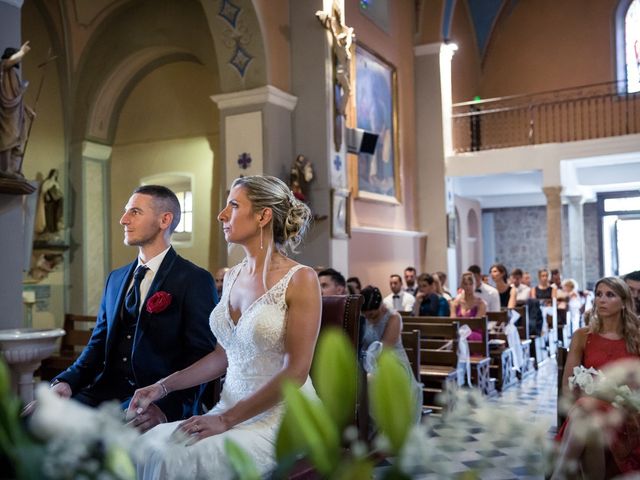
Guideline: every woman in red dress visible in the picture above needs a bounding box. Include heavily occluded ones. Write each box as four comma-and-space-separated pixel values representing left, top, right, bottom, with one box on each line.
552, 276, 640, 479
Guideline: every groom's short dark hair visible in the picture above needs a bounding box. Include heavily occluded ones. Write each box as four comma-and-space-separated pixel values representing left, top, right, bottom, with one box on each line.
134, 185, 181, 233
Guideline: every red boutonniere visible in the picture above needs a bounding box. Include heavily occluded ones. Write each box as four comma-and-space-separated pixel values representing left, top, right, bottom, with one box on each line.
146, 291, 173, 314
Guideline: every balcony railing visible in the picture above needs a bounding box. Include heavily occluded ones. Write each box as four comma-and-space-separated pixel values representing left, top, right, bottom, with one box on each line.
451, 81, 640, 153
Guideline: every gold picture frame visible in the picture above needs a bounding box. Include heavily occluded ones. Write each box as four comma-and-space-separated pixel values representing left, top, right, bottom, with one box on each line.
353, 44, 400, 204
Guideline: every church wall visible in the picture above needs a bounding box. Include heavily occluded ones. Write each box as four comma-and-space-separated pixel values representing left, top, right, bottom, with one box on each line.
484, 202, 599, 288
449, 0, 482, 103
111, 62, 216, 271
20, 0, 67, 330
253, 0, 290, 92
479, 0, 617, 98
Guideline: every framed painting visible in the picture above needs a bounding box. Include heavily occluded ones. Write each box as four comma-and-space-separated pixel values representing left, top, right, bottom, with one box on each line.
354, 44, 400, 203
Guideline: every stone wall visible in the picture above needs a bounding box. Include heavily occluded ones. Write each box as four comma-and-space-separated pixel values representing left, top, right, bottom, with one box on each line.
483, 202, 600, 289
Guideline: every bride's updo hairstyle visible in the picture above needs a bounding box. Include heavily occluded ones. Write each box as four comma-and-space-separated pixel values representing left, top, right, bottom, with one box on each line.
231, 175, 312, 254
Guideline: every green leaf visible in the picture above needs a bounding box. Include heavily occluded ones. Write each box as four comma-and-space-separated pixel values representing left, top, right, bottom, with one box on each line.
370, 350, 415, 454
332, 458, 375, 480
312, 328, 358, 432
224, 439, 261, 480
104, 445, 136, 480
0, 360, 9, 397
275, 408, 305, 461
281, 382, 341, 475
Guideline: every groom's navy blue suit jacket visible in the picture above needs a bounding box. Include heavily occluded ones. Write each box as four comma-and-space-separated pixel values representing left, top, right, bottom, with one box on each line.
55, 247, 217, 421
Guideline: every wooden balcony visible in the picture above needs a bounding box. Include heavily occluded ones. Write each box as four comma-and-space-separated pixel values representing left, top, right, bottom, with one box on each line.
452, 81, 640, 153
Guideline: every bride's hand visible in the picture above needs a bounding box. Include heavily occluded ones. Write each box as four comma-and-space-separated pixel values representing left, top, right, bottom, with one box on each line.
126, 383, 165, 420
175, 415, 229, 443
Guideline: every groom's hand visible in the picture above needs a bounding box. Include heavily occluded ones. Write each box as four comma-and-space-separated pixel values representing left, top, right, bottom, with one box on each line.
127, 402, 167, 433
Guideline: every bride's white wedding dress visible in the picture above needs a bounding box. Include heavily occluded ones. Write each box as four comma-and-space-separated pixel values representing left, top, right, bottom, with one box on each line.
137, 262, 317, 479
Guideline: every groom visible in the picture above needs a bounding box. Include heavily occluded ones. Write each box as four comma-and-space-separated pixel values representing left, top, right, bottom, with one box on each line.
49, 185, 217, 431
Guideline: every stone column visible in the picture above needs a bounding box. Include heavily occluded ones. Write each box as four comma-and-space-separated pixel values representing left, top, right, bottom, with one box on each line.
68, 141, 112, 315
414, 43, 457, 272
543, 186, 563, 271
565, 194, 586, 288
211, 86, 298, 266
0, 0, 25, 329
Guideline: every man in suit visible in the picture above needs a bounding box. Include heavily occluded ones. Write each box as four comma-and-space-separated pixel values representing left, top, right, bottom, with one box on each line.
47, 185, 217, 431
318, 267, 347, 296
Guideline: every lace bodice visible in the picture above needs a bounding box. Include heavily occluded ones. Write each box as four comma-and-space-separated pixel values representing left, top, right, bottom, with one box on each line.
209, 261, 306, 411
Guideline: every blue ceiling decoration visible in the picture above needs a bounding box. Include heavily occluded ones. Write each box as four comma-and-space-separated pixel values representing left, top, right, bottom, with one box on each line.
218, 0, 241, 28
466, 0, 506, 57
442, 0, 456, 41
229, 44, 253, 77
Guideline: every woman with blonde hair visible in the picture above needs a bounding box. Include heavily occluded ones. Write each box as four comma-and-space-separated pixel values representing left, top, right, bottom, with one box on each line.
450, 272, 487, 341
131, 175, 322, 479
553, 276, 640, 479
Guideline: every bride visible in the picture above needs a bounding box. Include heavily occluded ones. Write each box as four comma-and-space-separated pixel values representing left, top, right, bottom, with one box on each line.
129, 175, 321, 479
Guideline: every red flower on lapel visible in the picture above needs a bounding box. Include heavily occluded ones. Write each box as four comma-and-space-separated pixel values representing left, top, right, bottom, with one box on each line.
146, 291, 172, 314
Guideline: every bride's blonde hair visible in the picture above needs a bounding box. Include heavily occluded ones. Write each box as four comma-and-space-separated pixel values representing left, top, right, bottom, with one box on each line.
231, 175, 312, 288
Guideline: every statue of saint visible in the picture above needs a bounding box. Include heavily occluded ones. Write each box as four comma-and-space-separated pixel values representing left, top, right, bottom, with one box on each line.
35, 168, 64, 239
290, 154, 314, 203
0, 41, 34, 180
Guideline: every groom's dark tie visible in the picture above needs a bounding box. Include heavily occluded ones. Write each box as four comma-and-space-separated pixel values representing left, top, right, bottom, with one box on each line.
124, 265, 148, 323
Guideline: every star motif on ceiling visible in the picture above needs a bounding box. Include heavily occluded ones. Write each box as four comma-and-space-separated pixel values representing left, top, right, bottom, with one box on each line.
218, 0, 241, 28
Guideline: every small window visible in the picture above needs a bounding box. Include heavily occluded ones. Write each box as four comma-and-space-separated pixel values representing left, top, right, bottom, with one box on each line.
603, 196, 640, 212
174, 190, 193, 234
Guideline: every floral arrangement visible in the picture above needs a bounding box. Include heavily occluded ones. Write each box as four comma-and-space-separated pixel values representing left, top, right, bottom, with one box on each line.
565, 359, 640, 414
0, 359, 139, 480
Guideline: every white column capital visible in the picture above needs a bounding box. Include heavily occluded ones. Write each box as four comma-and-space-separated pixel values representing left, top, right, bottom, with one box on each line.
564, 194, 585, 205
414, 42, 458, 60
211, 85, 298, 111
82, 141, 112, 161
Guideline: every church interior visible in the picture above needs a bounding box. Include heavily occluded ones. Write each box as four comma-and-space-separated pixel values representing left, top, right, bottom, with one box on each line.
1, 0, 640, 477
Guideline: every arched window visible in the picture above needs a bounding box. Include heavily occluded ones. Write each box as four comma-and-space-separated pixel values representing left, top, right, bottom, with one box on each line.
616, 0, 640, 93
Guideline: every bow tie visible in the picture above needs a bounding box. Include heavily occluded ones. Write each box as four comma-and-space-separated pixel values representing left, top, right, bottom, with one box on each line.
475, 288, 482, 293
393, 294, 400, 298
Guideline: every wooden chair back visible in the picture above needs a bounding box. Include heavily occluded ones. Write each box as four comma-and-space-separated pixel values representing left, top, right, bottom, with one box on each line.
401, 329, 421, 381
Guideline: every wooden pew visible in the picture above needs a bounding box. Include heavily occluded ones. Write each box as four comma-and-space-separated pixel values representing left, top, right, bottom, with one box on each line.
402, 321, 459, 415
39, 314, 96, 381
401, 329, 421, 382
487, 309, 535, 380
404, 316, 496, 397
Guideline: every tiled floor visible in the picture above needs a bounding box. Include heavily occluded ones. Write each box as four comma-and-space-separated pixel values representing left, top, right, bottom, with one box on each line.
376, 359, 558, 479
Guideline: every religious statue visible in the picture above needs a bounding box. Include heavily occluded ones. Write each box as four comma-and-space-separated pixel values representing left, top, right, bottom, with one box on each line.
0, 42, 34, 180
316, 1, 355, 151
35, 168, 64, 240
290, 154, 314, 203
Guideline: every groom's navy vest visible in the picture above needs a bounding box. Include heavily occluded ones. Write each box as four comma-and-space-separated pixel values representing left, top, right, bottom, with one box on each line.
107, 274, 139, 389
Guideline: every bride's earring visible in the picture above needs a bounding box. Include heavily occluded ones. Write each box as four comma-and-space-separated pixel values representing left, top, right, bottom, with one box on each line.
260, 225, 264, 250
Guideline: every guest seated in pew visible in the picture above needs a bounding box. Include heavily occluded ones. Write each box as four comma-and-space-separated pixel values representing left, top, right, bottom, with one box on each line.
552, 277, 640, 479
433, 271, 452, 301
468, 265, 500, 312
510, 268, 531, 304
347, 276, 362, 295
531, 268, 557, 306
318, 267, 347, 296
624, 270, 640, 316
489, 263, 517, 309
412, 273, 450, 317
450, 272, 487, 341
360, 286, 422, 423
383, 274, 416, 313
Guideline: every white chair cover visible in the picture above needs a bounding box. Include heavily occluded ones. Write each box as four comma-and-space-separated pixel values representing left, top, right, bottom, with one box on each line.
505, 309, 523, 371
457, 324, 472, 386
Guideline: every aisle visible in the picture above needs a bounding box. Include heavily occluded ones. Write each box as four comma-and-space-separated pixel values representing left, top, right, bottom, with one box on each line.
375, 359, 558, 479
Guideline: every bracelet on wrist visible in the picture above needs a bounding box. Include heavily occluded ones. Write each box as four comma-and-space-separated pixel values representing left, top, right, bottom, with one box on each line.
157, 380, 169, 398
